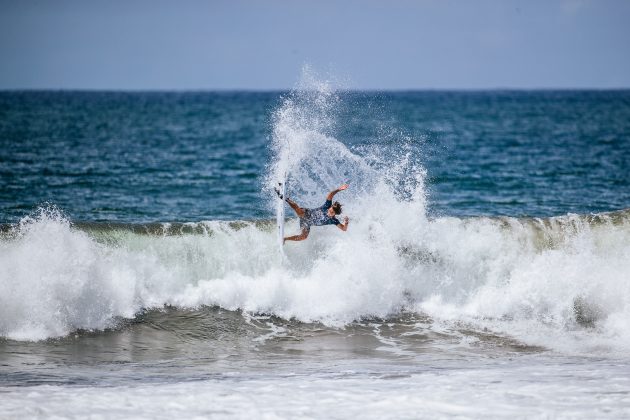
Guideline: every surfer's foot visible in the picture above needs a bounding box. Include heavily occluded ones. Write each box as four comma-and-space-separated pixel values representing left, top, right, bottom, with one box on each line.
274, 187, 284, 200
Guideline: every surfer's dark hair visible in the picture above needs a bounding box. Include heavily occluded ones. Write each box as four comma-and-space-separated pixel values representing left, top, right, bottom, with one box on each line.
332, 201, 342, 215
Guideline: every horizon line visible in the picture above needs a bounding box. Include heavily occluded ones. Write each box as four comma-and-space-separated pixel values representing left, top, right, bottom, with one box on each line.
2, 87, 630, 93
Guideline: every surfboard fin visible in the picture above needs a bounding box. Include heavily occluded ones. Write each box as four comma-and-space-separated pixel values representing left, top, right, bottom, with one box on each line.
274, 186, 284, 200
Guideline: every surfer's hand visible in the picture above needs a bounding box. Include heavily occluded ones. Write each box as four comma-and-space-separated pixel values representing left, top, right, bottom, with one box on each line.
338, 184, 349, 191
344, 216, 349, 224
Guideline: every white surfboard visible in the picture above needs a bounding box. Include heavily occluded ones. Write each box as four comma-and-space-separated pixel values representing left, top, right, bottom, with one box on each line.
276, 174, 287, 251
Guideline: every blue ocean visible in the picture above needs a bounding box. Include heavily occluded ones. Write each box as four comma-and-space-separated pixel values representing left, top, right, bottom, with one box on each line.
1, 75, 630, 418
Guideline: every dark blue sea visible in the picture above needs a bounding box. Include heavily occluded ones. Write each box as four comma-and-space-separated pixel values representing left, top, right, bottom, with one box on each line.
2, 89, 628, 223
1, 84, 630, 418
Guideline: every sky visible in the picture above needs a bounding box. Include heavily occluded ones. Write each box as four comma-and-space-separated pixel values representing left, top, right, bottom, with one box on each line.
0, 0, 629, 90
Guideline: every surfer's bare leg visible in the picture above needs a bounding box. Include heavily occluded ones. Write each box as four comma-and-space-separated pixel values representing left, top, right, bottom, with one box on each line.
286, 198, 306, 218
284, 228, 309, 242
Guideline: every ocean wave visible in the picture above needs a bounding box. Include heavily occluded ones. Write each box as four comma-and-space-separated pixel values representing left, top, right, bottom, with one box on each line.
2, 69, 629, 356
1, 205, 629, 348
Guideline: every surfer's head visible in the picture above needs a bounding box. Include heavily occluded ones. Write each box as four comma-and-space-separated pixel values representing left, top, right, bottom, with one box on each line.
327, 201, 342, 217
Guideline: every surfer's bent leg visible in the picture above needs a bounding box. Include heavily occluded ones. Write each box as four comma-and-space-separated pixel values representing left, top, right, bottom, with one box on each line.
286, 198, 306, 218
284, 227, 310, 242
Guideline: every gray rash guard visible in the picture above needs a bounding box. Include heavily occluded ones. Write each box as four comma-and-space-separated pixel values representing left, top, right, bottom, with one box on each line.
300, 200, 340, 231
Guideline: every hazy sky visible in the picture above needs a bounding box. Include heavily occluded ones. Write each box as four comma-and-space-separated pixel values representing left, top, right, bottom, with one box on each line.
1, 0, 629, 90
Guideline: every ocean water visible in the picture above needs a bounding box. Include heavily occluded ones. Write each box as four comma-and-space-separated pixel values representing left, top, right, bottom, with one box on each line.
1, 76, 630, 418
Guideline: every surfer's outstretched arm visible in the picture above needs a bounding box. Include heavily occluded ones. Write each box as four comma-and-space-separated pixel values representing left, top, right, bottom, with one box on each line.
337, 216, 349, 232
327, 184, 349, 200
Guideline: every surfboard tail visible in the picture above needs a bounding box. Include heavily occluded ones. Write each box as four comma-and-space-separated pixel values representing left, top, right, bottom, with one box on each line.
274, 185, 284, 200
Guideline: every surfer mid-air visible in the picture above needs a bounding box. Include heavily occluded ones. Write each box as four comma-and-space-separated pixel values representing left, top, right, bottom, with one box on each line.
275, 184, 350, 243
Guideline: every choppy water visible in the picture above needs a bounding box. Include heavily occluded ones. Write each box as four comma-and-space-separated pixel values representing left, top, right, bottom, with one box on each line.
2, 89, 629, 222
1, 74, 630, 418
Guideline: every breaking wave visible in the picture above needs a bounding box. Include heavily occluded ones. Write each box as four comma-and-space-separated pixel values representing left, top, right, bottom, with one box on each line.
1, 69, 629, 356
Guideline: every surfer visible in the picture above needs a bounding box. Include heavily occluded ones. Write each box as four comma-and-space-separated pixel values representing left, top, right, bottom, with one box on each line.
276, 184, 350, 242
